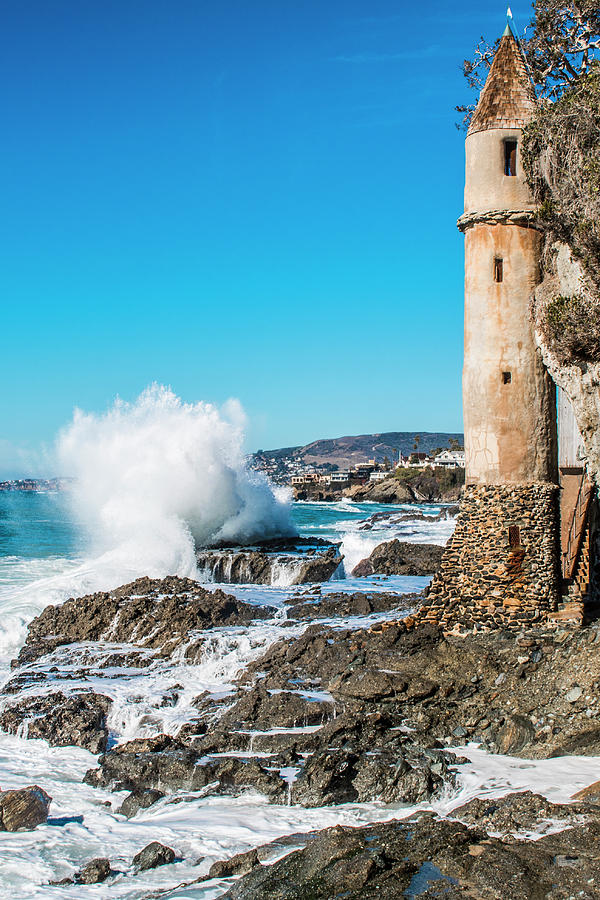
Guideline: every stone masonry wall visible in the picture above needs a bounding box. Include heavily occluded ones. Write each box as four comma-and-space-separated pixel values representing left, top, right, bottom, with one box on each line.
421, 483, 561, 632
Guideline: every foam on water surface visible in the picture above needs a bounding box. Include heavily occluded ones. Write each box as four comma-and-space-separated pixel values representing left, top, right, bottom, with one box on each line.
1, 732, 599, 900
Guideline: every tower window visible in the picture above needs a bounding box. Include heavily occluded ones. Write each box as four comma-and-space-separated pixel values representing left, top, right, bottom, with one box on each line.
504, 140, 517, 176
502, 371, 512, 384
494, 258, 504, 283
508, 525, 521, 548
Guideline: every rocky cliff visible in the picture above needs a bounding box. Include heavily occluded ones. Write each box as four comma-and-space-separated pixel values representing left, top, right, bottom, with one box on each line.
532, 242, 600, 484
522, 68, 600, 485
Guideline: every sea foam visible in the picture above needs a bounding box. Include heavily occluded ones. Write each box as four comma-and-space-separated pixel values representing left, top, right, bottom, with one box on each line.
57, 384, 294, 577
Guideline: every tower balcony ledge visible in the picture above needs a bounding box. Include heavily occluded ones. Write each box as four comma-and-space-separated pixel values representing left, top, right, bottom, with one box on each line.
458, 208, 541, 233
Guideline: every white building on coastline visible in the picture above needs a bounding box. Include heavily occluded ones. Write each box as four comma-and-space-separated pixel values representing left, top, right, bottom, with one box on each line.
432, 450, 466, 469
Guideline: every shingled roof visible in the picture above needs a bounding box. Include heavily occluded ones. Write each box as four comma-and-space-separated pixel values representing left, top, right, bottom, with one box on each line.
468, 26, 536, 136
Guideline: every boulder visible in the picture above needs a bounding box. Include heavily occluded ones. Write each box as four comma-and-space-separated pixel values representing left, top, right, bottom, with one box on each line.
495, 715, 535, 754
196, 538, 342, 585
208, 848, 260, 879
0, 786, 51, 831
133, 841, 175, 871
452, 791, 578, 834
285, 591, 415, 621
352, 540, 443, 577
76, 858, 111, 884
0, 692, 111, 753
118, 788, 165, 818
84, 734, 199, 793
14, 576, 274, 668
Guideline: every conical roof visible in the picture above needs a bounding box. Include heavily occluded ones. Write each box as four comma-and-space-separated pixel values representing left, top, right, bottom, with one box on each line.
468, 27, 536, 135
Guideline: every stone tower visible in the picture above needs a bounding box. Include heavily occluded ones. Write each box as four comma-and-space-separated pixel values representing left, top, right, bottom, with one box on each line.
423, 25, 561, 631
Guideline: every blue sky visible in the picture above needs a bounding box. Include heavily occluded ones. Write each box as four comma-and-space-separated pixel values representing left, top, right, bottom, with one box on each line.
1, 0, 534, 473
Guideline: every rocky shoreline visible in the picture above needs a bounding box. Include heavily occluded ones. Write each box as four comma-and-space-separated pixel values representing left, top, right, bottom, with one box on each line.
294, 469, 464, 503
2, 554, 600, 895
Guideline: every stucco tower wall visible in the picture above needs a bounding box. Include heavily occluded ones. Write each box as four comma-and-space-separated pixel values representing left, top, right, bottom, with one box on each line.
464, 128, 535, 213
462, 125, 557, 486
463, 221, 557, 484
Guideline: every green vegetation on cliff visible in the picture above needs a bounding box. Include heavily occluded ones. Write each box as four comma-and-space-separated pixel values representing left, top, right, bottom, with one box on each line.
522, 65, 600, 363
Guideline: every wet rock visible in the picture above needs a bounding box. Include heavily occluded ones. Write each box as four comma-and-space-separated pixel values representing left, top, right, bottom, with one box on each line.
196, 538, 341, 585
329, 668, 404, 701
213, 685, 334, 732
0, 692, 111, 753
76, 858, 111, 884
84, 734, 199, 793
285, 591, 416, 621
207, 757, 287, 801
133, 841, 175, 871
351, 540, 443, 577
118, 788, 165, 818
452, 791, 580, 834
0, 785, 51, 831
222, 813, 600, 899
289, 713, 455, 807
14, 576, 274, 667
208, 848, 260, 879
85, 732, 287, 801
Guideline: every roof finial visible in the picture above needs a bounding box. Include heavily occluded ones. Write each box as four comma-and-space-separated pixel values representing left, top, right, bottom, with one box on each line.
503, 7, 514, 37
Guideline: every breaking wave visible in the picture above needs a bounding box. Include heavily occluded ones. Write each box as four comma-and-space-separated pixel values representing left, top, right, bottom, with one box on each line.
57, 384, 295, 577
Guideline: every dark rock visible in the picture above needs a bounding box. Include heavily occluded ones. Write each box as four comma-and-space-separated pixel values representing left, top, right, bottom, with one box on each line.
196, 538, 342, 585
0, 786, 51, 831
0, 692, 111, 753
118, 788, 165, 818
76, 858, 111, 884
495, 715, 535, 754
84, 734, 199, 793
213, 685, 334, 732
285, 591, 416, 621
352, 540, 443, 577
85, 732, 287, 801
133, 841, 175, 871
452, 791, 580, 834
221, 812, 600, 899
289, 713, 455, 807
208, 848, 260, 879
14, 576, 274, 668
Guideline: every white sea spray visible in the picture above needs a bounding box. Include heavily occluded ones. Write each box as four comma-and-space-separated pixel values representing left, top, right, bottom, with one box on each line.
57, 384, 295, 572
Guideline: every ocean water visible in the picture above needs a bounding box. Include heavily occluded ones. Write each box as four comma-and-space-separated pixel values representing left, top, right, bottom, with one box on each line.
0, 490, 596, 898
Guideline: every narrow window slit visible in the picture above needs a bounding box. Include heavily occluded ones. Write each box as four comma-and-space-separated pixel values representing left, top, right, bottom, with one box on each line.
502, 371, 512, 384
504, 140, 517, 176
494, 258, 504, 283
508, 526, 521, 548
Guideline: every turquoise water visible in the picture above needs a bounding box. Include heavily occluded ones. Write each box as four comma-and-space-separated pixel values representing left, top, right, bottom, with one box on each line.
0, 492, 83, 559
0, 493, 448, 563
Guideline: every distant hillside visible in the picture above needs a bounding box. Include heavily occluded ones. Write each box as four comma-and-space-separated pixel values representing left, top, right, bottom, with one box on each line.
255, 431, 463, 472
